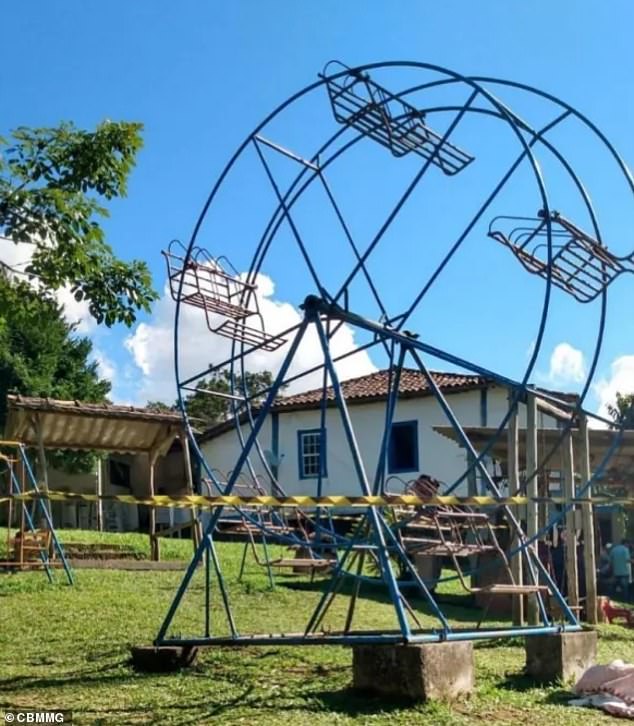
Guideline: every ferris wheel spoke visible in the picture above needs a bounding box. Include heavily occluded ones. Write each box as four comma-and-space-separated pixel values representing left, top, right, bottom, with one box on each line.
325, 297, 523, 391
333, 87, 481, 306
317, 171, 390, 319
391, 109, 573, 330
252, 137, 330, 299
406, 347, 504, 493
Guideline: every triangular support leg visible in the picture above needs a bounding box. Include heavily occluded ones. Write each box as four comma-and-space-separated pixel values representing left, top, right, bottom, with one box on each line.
155, 318, 310, 644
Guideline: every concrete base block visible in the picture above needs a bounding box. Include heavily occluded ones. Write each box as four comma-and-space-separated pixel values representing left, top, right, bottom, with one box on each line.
525, 630, 597, 683
130, 645, 198, 672
352, 642, 474, 701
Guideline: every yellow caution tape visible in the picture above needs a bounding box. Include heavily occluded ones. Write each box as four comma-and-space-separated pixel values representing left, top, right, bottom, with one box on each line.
0, 490, 631, 508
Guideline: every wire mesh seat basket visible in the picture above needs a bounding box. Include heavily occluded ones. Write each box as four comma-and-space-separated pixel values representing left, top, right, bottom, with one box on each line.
488, 210, 634, 303
321, 62, 474, 175
162, 240, 287, 351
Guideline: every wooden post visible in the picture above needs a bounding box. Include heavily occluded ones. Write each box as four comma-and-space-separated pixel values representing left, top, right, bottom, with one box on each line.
562, 430, 579, 609
96, 457, 104, 532
181, 433, 202, 550
466, 451, 478, 497
35, 415, 49, 492
526, 393, 539, 625
34, 415, 50, 530
149, 453, 159, 562
579, 414, 597, 623
507, 394, 524, 625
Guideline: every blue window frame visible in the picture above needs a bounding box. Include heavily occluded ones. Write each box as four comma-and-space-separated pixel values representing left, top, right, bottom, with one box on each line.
388, 420, 419, 474
297, 428, 327, 479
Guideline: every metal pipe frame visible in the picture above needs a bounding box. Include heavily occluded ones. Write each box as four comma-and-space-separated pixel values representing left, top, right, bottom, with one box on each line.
158, 301, 597, 646
162, 60, 633, 649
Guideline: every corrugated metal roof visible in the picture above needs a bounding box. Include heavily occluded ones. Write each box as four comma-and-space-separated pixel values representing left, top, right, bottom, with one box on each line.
5, 396, 184, 454
434, 424, 634, 486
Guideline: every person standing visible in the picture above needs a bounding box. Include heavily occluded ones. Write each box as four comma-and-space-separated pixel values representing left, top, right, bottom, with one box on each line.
609, 539, 632, 601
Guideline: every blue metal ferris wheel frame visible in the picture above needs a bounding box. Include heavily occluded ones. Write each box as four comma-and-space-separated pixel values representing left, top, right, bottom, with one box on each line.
155, 60, 633, 648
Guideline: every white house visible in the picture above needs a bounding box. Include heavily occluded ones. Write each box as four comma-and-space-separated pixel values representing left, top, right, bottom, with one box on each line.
198, 369, 562, 497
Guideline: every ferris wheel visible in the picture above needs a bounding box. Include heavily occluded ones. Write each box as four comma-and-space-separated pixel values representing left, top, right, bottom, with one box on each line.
156, 60, 634, 647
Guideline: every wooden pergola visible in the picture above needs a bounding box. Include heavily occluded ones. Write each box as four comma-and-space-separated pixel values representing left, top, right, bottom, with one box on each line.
435, 399, 634, 626
5, 395, 199, 560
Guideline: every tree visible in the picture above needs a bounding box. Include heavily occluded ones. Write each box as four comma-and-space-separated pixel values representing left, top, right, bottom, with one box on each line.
0, 275, 110, 473
0, 121, 157, 326
178, 370, 282, 428
608, 392, 634, 430
145, 401, 174, 414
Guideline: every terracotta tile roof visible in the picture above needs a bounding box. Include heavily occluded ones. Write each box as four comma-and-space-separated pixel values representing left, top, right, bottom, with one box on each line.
198, 369, 490, 442
272, 368, 489, 411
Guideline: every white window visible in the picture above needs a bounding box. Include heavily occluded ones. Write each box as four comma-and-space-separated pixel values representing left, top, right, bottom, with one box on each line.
298, 429, 326, 479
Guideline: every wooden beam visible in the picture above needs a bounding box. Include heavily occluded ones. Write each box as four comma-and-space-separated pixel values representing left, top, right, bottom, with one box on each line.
535, 396, 574, 423
579, 414, 598, 623
562, 431, 579, 608
526, 392, 539, 625
507, 394, 524, 625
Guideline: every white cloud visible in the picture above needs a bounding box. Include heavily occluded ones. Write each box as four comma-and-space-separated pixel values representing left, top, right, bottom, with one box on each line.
55, 286, 96, 333
594, 355, 634, 421
92, 348, 116, 382
1, 237, 95, 332
0, 236, 33, 273
545, 342, 586, 386
125, 273, 377, 404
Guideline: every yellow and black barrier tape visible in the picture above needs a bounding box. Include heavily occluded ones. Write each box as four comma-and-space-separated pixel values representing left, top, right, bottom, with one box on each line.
1, 490, 633, 508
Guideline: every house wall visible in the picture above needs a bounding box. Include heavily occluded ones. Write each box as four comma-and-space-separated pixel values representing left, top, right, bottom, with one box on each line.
47, 449, 193, 533
48, 467, 99, 530
199, 386, 558, 497
197, 419, 273, 493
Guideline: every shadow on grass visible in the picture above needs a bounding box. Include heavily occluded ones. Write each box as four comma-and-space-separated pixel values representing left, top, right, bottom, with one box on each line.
280, 578, 507, 628
543, 688, 574, 705
498, 672, 574, 706
0, 678, 415, 726
0, 689, 258, 726
498, 671, 544, 693
308, 686, 417, 714
152, 686, 415, 726
0, 659, 150, 693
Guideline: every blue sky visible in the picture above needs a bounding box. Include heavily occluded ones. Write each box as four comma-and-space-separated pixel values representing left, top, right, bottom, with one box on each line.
2, 1, 633, 413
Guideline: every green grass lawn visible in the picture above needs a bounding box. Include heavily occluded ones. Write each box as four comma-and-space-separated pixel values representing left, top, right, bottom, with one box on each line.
0, 530, 631, 724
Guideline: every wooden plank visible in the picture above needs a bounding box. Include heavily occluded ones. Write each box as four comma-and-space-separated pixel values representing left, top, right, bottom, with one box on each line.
472, 584, 548, 594
562, 431, 579, 608
270, 558, 334, 569
507, 396, 524, 625
579, 414, 598, 623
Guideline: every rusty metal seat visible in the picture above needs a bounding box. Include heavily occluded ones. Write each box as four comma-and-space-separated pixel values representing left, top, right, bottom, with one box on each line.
321, 62, 474, 175
162, 240, 287, 351
489, 210, 634, 303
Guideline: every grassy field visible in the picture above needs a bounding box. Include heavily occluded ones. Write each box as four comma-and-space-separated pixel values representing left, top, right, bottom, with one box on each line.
0, 530, 630, 725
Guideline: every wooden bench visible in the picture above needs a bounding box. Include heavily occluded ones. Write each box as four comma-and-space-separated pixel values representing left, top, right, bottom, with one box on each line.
9, 529, 53, 563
